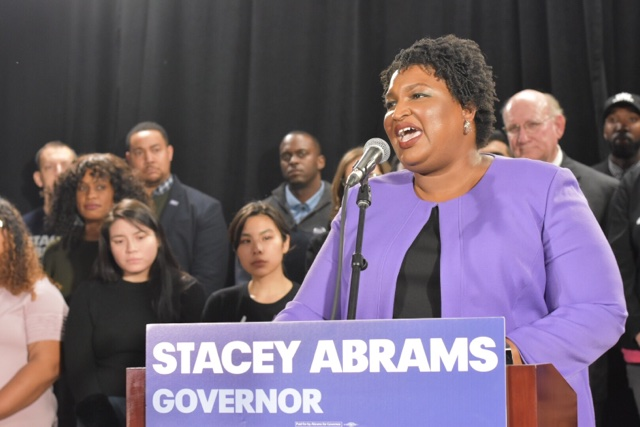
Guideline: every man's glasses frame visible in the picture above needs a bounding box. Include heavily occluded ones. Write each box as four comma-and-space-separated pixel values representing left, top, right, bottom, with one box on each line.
503, 116, 554, 137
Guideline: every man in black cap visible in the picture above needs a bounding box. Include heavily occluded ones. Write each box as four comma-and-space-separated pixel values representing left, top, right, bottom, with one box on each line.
607, 92, 640, 423
593, 92, 640, 179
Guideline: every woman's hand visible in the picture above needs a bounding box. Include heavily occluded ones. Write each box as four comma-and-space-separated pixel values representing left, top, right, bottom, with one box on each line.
506, 338, 524, 365
0, 340, 60, 420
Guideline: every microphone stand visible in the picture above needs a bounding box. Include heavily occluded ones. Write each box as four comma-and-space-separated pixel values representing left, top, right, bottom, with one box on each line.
347, 176, 371, 320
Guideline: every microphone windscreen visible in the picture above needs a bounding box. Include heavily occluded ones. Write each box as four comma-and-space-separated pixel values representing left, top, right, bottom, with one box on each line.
364, 138, 391, 162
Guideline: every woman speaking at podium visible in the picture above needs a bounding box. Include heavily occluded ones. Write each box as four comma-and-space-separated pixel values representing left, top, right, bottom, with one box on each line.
275, 35, 626, 426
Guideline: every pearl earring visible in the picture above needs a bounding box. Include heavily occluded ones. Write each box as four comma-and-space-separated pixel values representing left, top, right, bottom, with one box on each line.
463, 120, 471, 135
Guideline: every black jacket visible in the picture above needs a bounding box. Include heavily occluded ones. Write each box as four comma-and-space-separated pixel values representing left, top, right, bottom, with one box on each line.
159, 175, 228, 296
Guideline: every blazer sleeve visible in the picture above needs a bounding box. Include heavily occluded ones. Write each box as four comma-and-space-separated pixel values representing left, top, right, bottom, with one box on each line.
508, 167, 627, 375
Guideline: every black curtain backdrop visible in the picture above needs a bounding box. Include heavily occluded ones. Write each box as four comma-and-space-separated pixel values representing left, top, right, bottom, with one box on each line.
1, 0, 640, 222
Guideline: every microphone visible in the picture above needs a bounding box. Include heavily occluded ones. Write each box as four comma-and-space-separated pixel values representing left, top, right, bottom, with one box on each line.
345, 138, 391, 187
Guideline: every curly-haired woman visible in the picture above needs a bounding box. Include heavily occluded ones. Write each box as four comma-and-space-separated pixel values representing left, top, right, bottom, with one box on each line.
43, 153, 149, 299
0, 197, 67, 426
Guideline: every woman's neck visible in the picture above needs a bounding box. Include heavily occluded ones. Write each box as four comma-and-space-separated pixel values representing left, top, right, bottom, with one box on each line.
248, 270, 293, 304
83, 220, 103, 241
413, 151, 491, 202
123, 273, 150, 283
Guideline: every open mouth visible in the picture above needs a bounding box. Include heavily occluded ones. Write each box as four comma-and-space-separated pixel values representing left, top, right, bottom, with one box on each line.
613, 133, 632, 143
397, 127, 422, 143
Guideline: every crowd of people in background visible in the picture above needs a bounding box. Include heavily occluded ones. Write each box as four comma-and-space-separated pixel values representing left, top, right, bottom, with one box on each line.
1, 33, 640, 427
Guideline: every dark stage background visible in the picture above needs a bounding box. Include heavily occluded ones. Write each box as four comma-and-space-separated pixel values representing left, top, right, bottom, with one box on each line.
1, 0, 639, 223
2, 2, 640, 425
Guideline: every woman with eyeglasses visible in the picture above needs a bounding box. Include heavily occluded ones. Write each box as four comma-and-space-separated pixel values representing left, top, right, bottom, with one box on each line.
0, 197, 67, 426
276, 35, 625, 426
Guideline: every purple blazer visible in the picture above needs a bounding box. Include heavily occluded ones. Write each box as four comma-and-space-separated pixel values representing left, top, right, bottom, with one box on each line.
276, 155, 626, 426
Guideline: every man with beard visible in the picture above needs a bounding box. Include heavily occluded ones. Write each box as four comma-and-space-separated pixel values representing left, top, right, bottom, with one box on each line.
607, 93, 640, 421
593, 92, 640, 179
262, 131, 331, 284
125, 121, 228, 296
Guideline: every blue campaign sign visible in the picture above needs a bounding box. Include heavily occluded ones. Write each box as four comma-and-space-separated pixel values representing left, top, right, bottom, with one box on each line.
146, 317, 506, 426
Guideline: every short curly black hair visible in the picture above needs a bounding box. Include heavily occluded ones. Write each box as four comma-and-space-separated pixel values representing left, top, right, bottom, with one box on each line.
48, 153, 150, 248
126, 121, 169, 149
380, 34, 498, 148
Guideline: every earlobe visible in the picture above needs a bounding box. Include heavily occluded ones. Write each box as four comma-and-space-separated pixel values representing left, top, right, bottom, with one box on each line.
317, 155, 326, 171
33, 171, 43, 188
553, 114, 567, 138
283, 235, 291, 254
462, 105, 477, 122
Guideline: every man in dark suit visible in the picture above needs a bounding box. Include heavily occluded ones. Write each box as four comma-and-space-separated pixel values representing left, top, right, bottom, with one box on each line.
592, 92, 640, 179
235, 131, 332, 286
502, 90, 619, 426
263, 131, 332, 283
125, 121, 228, 296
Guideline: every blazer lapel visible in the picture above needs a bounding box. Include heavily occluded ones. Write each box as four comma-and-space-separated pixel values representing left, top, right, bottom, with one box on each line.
159, 178, 182, 228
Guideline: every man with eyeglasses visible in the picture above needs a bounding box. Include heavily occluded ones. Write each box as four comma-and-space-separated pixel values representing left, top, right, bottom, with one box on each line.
503, 89, 619, 427
593, 92, 640, 179
502, 89, 618, 230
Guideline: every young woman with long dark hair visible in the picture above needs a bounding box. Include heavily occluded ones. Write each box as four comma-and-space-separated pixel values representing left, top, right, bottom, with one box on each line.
64, 198, 204, 426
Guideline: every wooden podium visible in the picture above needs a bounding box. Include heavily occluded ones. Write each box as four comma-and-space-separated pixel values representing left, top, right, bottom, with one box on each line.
126, 368, 146, 427
506, 363, 577, 426
127, 363, 577, 426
